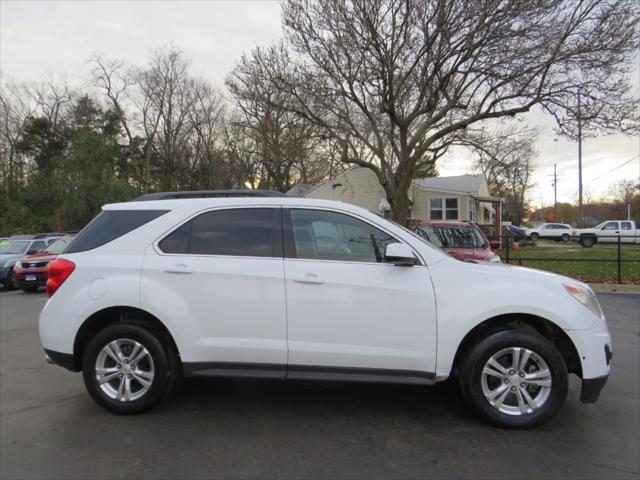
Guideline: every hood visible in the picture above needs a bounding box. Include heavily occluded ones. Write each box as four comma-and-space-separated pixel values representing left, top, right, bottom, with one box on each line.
443, 247, 498, 262
456, 256, 590, 289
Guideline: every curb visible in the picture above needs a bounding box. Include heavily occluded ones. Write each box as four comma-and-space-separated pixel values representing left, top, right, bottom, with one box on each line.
589, 283, 640, 295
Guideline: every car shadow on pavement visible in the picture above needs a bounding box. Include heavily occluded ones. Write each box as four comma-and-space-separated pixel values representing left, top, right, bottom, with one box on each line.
158, 377, 475, 423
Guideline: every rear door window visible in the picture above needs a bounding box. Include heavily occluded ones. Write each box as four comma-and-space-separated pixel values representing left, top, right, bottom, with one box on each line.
158, 208, 282, 258
65, 210, 169, 253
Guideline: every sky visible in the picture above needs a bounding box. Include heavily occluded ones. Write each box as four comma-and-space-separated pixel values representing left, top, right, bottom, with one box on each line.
1, 0, 638, 206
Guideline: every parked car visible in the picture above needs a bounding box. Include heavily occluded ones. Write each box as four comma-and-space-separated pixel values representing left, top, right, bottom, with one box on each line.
40, 192, 611, 428
573, 220, 640, 247
413, 221, 500, 263
13, 235, 75, 292
505, 224, 527, 241
524, 223, 572, 242
0, 235, 60, 289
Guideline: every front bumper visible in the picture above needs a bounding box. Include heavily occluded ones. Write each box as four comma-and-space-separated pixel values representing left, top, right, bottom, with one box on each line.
581, 375, 609, 403
14, 271, 48, 288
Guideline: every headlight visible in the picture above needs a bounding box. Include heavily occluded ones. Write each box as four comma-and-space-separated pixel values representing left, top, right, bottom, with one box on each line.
15, 260, 23, 269
564, 283, 603, 318
490, 255, 501, 263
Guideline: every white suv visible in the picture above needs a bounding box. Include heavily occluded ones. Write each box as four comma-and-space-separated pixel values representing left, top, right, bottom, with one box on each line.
525, 223, 573, 242
40, 193, 611, 428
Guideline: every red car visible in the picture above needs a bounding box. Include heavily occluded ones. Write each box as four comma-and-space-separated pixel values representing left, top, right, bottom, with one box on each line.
412, 222, 500, 263
13, 235, 74, 292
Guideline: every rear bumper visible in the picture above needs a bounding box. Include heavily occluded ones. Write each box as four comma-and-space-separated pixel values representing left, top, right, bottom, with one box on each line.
580, 375, 609, 403
44, 349, 79, 372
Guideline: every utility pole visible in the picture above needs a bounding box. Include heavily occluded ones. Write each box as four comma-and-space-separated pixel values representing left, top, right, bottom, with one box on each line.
548, 164, 558, 218
577, 89, 584, 227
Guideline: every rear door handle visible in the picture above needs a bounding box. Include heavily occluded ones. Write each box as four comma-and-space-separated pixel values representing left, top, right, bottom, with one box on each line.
164, 263, 193, 274
293, 273, 325, 285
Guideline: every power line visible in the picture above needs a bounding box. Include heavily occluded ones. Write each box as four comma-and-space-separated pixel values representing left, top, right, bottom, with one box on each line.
586, 155, 640, 184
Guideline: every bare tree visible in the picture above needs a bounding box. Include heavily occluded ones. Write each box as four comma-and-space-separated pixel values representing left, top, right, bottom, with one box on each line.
463, 124, 537, 224
226, 45, 335, 192
0, 79, 33, 203
92, 46, 228, 192
90, 56, 141, 184
256, 0, 638, 222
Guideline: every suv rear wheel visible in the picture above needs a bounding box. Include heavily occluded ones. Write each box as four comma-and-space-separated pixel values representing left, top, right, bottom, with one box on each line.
459, 330, 568, 429
82, 323, 174, 414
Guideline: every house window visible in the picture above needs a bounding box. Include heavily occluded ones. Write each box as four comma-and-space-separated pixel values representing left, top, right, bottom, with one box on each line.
429, 198, 458, 220
469, 198, 476, 222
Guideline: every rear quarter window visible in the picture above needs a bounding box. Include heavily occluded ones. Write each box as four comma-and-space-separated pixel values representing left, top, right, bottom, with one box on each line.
64, 210, 169, 253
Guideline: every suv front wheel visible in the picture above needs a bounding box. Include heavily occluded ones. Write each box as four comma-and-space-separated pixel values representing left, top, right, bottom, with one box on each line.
82, 323, 174, 414
459, 330, 568, 429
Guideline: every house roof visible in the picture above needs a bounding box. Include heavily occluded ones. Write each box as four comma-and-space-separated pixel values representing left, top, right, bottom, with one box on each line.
286, 182, 325, 197
413, 174, 485, 193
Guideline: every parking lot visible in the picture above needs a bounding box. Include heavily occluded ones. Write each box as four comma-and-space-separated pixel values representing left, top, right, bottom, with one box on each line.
0, 290, 638, 480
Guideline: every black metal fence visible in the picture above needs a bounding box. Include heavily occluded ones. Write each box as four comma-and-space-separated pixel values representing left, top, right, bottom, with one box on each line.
487, 235, 640, 284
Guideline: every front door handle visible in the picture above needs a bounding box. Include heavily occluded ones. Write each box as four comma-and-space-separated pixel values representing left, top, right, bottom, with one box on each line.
293, 273, 325, 285
164, 263, 193, 274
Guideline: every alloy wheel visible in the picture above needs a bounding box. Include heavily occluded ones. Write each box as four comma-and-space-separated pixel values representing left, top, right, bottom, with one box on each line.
95, 338, 155, 402
480, 347, 552, 416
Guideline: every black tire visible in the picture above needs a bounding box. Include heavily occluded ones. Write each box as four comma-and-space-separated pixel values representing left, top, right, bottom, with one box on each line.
82, 323, 174, 414
580, 236, 595, 248
561, 234, 570, 242
459, 330, 568, 429
529, 233, 539, 241
21, 287, 39, 293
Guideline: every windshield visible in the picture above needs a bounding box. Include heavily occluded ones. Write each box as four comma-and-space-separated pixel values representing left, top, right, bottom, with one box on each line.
0, 240, 30, 255
44, 238, 70, 254
415, 226, 487, 249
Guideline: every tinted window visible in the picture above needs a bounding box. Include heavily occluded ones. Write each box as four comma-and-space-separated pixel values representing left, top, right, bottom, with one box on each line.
159, 208, 282, 258
65, 210, 169, 253
288, 209, 397, 263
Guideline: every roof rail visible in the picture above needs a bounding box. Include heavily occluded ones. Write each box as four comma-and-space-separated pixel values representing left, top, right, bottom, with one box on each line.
133, 190, 287, 201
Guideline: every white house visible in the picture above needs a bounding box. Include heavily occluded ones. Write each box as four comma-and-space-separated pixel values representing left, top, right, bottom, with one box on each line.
287, 166, 503, 234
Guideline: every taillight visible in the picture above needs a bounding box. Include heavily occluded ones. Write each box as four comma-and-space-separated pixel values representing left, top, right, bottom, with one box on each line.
47, 259, 76, 297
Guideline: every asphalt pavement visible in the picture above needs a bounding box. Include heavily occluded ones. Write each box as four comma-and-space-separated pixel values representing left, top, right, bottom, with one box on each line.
0, 289, 638, 480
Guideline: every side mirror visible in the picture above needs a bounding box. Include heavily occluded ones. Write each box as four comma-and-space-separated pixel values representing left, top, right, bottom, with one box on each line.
384, 243, 417, 266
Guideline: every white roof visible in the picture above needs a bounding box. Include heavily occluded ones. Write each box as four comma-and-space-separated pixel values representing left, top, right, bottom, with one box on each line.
413, 174, 485, 193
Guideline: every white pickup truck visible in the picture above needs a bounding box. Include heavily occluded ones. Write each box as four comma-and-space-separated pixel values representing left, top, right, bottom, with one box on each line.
573, 220, 640, 247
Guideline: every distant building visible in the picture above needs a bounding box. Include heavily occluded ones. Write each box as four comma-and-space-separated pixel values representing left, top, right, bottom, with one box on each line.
287, 166, 503, 233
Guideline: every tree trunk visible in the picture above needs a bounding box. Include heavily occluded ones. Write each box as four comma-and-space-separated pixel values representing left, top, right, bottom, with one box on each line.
388, 160, 415, 225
